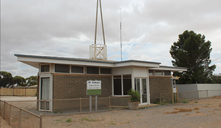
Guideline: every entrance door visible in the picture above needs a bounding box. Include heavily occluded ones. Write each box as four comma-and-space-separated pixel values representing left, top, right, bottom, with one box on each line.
135, 78, 148, 104
40, 77, 50, 110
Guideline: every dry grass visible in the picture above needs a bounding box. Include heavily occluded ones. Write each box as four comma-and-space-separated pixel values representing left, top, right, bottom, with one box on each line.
164, 108, 193, 114
193, 107, 199, 110
164, 111, 178, 114
174, 108, 192, 112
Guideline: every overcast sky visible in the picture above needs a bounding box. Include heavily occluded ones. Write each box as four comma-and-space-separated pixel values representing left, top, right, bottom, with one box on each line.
1, 0, 221, 78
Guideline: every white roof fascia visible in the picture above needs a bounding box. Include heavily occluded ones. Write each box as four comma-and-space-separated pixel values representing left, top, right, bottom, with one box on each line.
114, 61, 159, 68
149, 67, 187, 72
17, 56, 114, 67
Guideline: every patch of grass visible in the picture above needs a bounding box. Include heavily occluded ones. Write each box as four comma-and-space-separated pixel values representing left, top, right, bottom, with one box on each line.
137, 114, 140, 116
160, 100, 172, 105
195, 101, 198, 103
59, 111, 63, 114
53, 111, 58, 114
54, 119, 62, 121
66, 118, 72, 123
81, 118, 96, 122
182, 100, 189, 103
110, 121, 116, 125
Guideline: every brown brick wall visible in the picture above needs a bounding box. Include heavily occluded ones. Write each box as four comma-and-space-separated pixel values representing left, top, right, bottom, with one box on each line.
53, 74, 112, 111
149, 76, 172, 103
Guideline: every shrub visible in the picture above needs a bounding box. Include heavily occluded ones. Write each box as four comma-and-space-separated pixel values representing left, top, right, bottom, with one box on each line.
66, 118, 71, 123
182, 100, 189, 103
127, 89, 140, 102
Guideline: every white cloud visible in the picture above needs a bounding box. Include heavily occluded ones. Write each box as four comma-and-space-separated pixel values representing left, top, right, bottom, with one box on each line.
1, 0, 221, 77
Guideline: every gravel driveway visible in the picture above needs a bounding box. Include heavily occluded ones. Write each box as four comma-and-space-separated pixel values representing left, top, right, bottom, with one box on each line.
42, 98, 221, 128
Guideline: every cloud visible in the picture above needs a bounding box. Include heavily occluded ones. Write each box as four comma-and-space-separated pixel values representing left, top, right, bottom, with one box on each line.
1, 0, 221, 77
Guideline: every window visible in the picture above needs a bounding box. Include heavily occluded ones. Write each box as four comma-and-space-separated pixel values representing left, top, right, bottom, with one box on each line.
123, 75, 131, 95
155, 70, 163, 76
100, 68, 111, 74
87, 67, 99, 74
55, 64, 69, 73
113, 75, 132, 95
149, 70, 154, 76
164, 71, 171, 76
71, 66, 83, 73
41, 65, 49, 72
114, 75, 122, 95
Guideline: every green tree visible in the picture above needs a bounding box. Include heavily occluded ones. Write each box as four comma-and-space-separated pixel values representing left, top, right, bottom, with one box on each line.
12, 76, 26, 85
26, 76, 38, 87
0, 71, 13, 87
170, 30, 216, 84
210, 74, 221, 83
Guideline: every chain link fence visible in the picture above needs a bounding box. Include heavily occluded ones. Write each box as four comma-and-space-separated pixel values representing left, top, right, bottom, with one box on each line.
0, 96, 130, 128
0, 100, 42, 128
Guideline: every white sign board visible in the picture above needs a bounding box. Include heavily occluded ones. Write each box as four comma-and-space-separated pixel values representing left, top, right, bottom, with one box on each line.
173, 88, 177, 93
87, 81, 101, 89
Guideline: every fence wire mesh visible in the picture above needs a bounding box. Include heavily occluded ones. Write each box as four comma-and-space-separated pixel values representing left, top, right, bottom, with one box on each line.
2, 91, 220, 128
0, 100, 41, 128
160, 93, 173, 105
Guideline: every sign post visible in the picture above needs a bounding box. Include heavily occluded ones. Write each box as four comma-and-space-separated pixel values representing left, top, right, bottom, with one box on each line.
171, 78, 178, 104
87, 80, 101, 112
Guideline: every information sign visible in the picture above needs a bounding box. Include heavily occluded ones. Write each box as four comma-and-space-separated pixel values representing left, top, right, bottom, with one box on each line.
87, 80, 101, 95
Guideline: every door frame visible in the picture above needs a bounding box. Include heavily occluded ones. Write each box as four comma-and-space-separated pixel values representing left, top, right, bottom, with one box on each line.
39, 73, 53, 111
134, 77, 150, 105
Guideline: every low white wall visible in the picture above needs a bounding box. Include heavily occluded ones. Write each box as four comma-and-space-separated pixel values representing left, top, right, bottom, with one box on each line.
177, 84, 221, 99
197, 84, 221, 97
176, 84, 198, 92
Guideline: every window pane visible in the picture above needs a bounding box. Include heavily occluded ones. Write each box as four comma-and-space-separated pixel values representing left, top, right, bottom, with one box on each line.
40, 77, 49, 110
87, 67, 99, 74
123, 75, 132, 95
155, 71, 163, 76
164, 71, 171, 76
71, 66, 83, 73
142, 79, 147, 103
41, 65, 49, 72
149, 70, 154, 76
55, 64, 69, 73
114, 75, 122, 95
100, 68, 111, 74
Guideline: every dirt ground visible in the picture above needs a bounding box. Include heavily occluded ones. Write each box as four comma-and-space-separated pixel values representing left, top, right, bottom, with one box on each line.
1, 96, 221, 128
0, 116, 12, 128
42, 97, 221, 128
